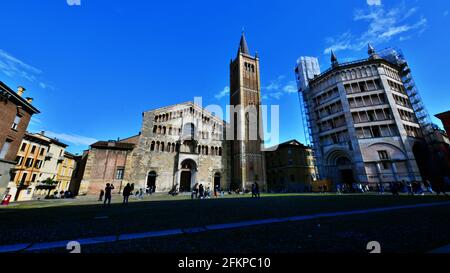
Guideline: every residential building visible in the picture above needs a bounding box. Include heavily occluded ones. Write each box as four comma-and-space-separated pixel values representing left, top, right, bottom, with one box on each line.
8, 132, 50, 201
0, 83, 40, 196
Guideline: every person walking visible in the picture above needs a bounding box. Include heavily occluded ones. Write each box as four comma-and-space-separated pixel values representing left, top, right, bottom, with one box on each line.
99, 189, 105, 201
122, 183, 132, 205
199, 184, 205, 199
251, 183, 256, 198
255, 182, 260, 198
103, 183, 115, 207
139, 188, 144, 199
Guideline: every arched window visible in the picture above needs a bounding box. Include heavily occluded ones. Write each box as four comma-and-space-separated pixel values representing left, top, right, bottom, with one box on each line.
153, 125, 157, 134
182, 123, 195, 140
161, 142, 165, 152
150, 141, 155, 151
156, 141, 160, 151
219, 147, 222, 156
163, 126, 166, 134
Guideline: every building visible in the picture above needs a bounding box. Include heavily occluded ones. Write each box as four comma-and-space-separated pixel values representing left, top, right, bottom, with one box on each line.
8, 132, 50, 201
55, 152, 78, 194
229, 33, 266, 192
265, 140, 317, 192
0, 83, 40, 197
78, 135, 138, 195
436, 111, 450, 137
79, 102, 229, 195
35, 136, 69, 198
295, 45, 425, 189
79, 34, 274, 195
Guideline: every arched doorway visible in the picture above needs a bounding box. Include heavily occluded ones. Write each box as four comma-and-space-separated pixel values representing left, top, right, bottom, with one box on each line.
147, 171, 157, 192
179, 159, 196, 192
214, 172, 221, 189
336, 156, 354, 187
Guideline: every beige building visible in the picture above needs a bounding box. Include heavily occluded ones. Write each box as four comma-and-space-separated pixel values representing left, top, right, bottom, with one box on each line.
265, 140, 317, 192
35, 137, 68, 198
8, 132, 50, 201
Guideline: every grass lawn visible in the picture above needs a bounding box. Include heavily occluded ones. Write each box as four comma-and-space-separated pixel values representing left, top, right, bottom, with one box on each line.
1, 193, 450, 253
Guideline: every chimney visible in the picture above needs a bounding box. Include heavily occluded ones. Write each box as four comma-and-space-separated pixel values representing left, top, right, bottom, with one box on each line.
17, 86, 26, 96
40, 131, 45, 136
26, 97, 34, 104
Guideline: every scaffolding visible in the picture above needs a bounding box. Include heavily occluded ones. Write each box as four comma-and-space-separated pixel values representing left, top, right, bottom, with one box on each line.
295, 57, 321, 179
378, 48, 435, 142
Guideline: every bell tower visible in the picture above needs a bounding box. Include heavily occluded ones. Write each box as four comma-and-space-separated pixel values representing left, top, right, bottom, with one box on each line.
229, 32, 266, 192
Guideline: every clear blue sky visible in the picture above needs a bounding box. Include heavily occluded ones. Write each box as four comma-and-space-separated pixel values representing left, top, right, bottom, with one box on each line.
1, 0, 449, 154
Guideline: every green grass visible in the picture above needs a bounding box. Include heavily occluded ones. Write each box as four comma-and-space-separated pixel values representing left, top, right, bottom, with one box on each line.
1, 193, 449, 252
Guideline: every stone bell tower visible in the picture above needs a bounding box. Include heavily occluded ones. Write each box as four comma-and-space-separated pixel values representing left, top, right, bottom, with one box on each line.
229, 32, 266, 191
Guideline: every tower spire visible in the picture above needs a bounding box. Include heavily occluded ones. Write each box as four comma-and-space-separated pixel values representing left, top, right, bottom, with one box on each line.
331, 50, 339, 68
368, 43, 380, 59
238, 31, 250, 55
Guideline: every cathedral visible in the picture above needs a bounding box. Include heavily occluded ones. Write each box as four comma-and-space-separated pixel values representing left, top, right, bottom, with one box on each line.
78, 33, 267, 195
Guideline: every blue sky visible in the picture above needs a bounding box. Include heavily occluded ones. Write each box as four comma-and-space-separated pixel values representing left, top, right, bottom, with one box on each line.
1, 0, 449, 154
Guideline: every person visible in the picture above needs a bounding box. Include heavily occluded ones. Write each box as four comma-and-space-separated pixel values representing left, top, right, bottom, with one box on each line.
139, 188, 144, 199
251, 183, 256, 198
99, 190, 104, 201
199, 184, 205, 199
255, 182, 260, 198
103, 183, 115, 207
318, 185, 323, 194
390, 182, 399, 197
214, 185, 219, 197
122, 183, 132, 205
130, 183, 135, 195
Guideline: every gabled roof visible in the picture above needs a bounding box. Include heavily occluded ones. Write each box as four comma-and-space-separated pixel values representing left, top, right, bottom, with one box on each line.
265, 139, 308, 151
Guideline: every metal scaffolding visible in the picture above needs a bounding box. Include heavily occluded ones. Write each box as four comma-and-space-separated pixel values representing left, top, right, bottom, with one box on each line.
378, 47, 434, 142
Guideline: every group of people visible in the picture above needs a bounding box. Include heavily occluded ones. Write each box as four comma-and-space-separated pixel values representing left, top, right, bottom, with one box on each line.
98, 183, 156, 207
191, 183, 213, 199
334, 179, 448, 196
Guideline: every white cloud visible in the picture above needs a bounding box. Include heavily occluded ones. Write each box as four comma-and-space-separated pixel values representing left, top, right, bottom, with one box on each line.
0, 48, 52, 90
0, 49, 42, 82
269, 92, 283, 99
282, 81, 297, 94
214, 86, 230, 100
324, 3, 427, 54
367, 0, 381, 6
46, 131, 98, 146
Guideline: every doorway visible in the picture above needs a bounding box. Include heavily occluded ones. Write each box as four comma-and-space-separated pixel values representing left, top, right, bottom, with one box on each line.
180, 171, 192, 192
214, 172, 221, 189
147, 171, 157, 192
